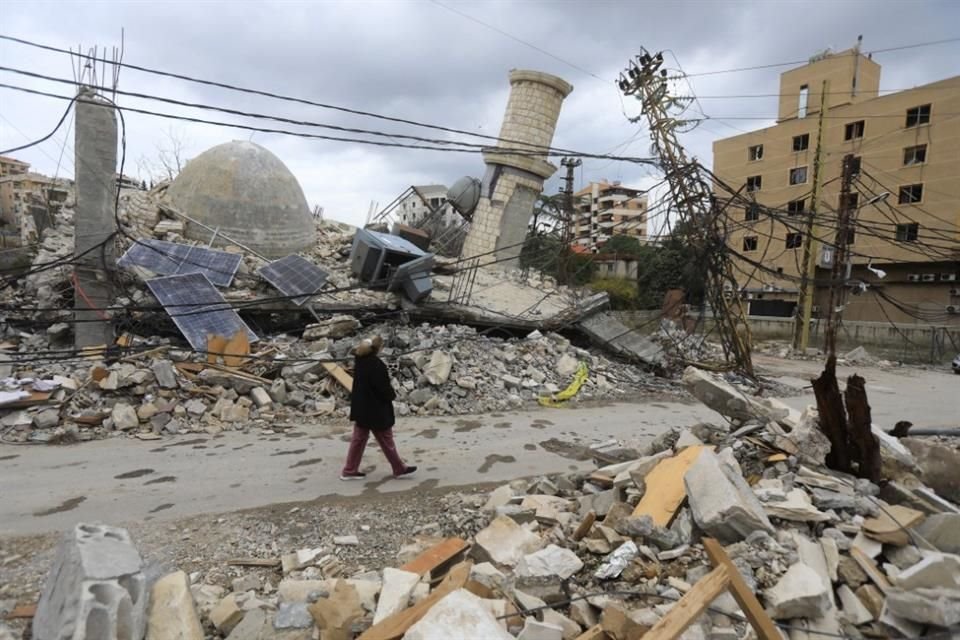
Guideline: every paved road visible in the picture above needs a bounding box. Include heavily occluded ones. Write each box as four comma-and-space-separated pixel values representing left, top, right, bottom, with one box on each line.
1, 400, 716, 536
2, 358, 953, 537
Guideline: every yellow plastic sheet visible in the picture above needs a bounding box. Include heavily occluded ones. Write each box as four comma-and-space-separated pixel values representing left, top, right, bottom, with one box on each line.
538, 362, 588, 407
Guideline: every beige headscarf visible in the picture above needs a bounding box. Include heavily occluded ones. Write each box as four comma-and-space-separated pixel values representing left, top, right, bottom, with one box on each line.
354, 335, 383, 357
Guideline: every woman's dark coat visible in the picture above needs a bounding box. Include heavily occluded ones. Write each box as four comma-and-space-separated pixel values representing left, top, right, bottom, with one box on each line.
349, 354, 396, 430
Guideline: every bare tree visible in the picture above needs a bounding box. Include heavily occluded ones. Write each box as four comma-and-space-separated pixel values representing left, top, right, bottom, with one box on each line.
137, 126, 191, 184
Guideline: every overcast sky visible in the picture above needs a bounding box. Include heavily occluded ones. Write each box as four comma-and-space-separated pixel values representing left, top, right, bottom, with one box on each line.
2, 1, 958, 229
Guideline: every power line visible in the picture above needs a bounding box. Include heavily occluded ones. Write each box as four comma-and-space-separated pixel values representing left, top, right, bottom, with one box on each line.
679, 36, 960, 77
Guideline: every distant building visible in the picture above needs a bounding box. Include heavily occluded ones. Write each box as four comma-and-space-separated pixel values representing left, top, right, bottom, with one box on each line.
0, 155, 30, 178
713, 48, 960, 322
0, 172, 70, 246
572, 181, 647, 253
594, 254, 640, 280
397, 185, 461, 227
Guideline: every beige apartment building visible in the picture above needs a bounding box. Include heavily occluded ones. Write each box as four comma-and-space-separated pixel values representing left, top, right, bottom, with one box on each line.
713, 49, 960, 324
572, 181, 647, 253
0, 155, 30, 178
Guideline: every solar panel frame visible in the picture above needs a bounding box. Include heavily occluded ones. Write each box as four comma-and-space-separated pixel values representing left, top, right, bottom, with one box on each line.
146, 273, 258, 352
118, 239, 242, 287
257, 255, 330, 306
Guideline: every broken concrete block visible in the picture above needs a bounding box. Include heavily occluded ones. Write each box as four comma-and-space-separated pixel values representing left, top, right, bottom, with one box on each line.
33, 523, 147, 640
484, 485, 515, 512
915, 513, 960, 554
683, 449, 773, 543
763, 562, 831, 619
308, 580, 364, 640
893, 551, 960, 590
147, 570, 204, 640
901, 437, 960, 503
274, 602, 313, 629
372, 567, 419, 624
541, 609, 581, 640
682, 366, 761, 421
32, 408, 60, 429
268, 378, 288, 404
303, 315, 360, 340
151, 360, 178, 389
224, 608, 267, 640
277, 579, 328, 603
469, 563, 507, 591
424, 350, 453, 385
578, 488, 619, 518
281, 548, 322, 574
521, 495, 570, 524
555, 354, 579, 378
885, 587, 960, 627
516, 544, 584, 580
837, 584, 873, 625
623, 515, 680, 550
854, 584, 884, 619
473, 515, 544, 567
249, 387, 272, 408
404, 589, 513, 640
209, 594, 244, 634
518, 617, 564, 640
110, 403, 139, 430
333, 535, 359, 546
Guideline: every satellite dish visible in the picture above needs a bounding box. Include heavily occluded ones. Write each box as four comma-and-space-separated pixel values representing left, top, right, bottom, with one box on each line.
447, 177, 481, 219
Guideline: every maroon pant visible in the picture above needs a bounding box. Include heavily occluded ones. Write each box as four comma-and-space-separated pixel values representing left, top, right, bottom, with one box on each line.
342, 424, 406, 475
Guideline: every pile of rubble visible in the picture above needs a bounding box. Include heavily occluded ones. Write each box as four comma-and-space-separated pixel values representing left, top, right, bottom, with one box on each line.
12, 366, 957, 639
0, 319, 675, 444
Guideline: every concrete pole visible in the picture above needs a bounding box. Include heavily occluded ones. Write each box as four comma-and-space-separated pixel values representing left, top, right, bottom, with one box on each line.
73, 87, 117, 348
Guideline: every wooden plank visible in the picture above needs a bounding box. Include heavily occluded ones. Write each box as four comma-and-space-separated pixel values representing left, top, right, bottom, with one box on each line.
850, 547, 892, 594
572, 511, 597, 542
631, 445, 711, 527
226, 557, 280, 568
207, 334, 228, 364
573, 625, 609, 640
642, 565, 730, 640
863, 505, 924, 546
703, 538, 780, 640
358, 562, 471, 640
0, 390, 52, 410
322, 361, 353, 392
222, 329, 250, 368
588, 472, 615, 488
5, 603, 36, 619
399, 538, 469, 578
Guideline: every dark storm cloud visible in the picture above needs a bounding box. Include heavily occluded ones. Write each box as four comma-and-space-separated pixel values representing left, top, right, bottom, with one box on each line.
1, 0, 957, 226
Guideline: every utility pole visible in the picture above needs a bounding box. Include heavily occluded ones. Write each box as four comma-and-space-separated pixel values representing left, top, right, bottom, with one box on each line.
823, 154, 857, 357
558, 157, 581, 284
73, 87, 118, 348
619, 50, 755, 377
793, 80, 830, 353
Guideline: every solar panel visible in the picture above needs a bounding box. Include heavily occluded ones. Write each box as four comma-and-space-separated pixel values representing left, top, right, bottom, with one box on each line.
118, 239, 242, 287
257, 255, 330, 306
146, 273, 258, 352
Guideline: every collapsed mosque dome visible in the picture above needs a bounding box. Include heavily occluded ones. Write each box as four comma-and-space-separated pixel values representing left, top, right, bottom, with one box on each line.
164, 140, 316, 257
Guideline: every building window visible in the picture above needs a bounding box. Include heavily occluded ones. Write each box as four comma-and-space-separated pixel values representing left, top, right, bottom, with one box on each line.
844, 120, 865, 141
798, 84, 809, 118
903, 144, 927, 165
743, 236, 758, 252
789, 166, 808, 185
748, 145, 764, 161
905, 104, 931, 128
787, 199, 806, 216
898, 184, 923, 204
792, 134, 810, 152
746, 175, 762, 192
896, 223, 919, 242
785, 232, 803, 249
745, 202, 760, 221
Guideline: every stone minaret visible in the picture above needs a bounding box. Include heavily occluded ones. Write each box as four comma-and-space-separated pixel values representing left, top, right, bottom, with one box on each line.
460, 70, 573, 267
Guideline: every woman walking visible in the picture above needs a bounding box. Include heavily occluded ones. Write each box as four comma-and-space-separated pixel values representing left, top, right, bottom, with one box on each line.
340, 336, 417, 480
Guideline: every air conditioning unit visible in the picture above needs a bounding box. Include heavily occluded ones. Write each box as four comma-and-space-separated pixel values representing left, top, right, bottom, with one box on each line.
922, 273, 937, 282
941, 273, 958, 281
950, 288, 960, 296
907, 274, 921, 282
947, 305, 959, 315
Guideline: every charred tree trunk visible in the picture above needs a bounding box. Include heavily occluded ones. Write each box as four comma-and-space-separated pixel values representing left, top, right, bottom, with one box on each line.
844, 374, 882, 483
812, 355, 851, 472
